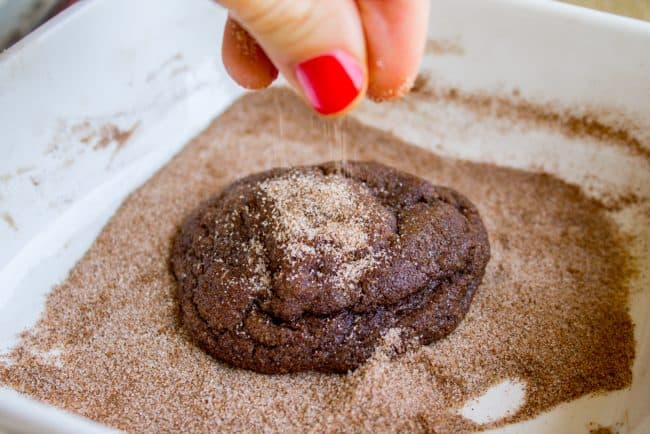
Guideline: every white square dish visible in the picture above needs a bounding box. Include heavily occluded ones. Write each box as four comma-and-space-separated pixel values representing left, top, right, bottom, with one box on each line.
1, 0, 648, 432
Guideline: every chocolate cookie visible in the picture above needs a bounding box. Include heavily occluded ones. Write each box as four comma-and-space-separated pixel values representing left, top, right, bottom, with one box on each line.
171, 161, 490, 374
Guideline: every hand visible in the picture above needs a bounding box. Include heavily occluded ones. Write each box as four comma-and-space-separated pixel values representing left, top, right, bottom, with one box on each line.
219, 0, 430, 115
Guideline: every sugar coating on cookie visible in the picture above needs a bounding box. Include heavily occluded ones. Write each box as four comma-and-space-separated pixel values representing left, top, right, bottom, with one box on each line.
171, 161, 490, 374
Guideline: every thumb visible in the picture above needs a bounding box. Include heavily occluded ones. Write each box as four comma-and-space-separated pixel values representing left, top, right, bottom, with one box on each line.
219, 0, 367, 115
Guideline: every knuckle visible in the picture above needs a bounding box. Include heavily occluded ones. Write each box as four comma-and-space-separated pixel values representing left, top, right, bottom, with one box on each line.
241, 0, 316, 45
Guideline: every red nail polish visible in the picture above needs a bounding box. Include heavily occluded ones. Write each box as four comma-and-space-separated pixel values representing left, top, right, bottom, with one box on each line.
295, 50, 364, 115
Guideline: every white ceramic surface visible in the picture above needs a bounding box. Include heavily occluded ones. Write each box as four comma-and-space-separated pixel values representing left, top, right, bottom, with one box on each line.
0, 0, 648, 432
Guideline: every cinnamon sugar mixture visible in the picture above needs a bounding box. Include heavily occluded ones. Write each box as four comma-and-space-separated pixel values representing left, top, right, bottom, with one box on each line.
0, 89, 636, 432
260, 171, 389, 290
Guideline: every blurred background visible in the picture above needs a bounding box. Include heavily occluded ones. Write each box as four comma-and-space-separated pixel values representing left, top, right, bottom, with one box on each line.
0, 0, 76, 49
0, 0, 649, 51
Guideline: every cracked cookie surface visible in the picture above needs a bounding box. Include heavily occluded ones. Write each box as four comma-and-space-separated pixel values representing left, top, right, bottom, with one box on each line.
171, 161, 490, 374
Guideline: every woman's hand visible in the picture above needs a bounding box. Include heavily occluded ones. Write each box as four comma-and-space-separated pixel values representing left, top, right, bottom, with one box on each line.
219, 0, 430, 115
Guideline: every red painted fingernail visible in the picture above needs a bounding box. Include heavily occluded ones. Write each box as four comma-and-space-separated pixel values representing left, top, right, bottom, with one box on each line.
295, 50, 364, 115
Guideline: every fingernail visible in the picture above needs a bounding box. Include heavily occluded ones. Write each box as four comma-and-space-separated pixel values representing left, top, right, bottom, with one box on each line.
295, 50, 364, 115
